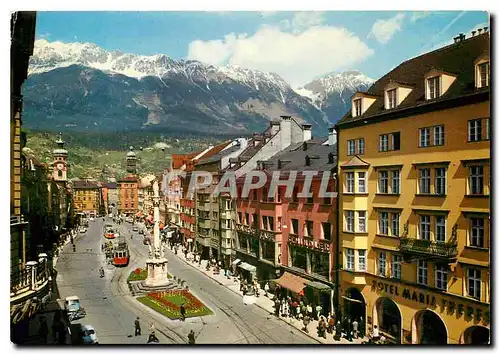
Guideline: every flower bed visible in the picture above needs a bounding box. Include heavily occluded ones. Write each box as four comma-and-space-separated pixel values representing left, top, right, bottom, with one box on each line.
127, 268, 148, 282
137, 289, 212, 319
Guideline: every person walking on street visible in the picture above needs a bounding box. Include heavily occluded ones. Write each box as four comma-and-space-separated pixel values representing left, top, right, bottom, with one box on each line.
316, 304, 322, 320
352, 318, 359, 339
274, 298, 280, 317
134, 317, 141, 336
180, 304, 186, 321
306, 303, 313, 317
302, 313, 311, 333
317, 316, 327, 339
264, 282, 270, 297
148, 323, 159, 343
188, 330, 196, 344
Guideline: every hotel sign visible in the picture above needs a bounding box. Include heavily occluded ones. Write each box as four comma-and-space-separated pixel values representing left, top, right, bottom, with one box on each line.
371, 280, 490, 324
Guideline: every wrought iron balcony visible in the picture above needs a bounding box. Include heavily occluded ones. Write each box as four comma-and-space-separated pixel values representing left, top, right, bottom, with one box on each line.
236, 224, 259, 237
399, 237, 458, 261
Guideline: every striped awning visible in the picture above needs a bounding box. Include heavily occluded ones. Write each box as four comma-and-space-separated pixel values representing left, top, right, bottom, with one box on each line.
273, 272, 306, 295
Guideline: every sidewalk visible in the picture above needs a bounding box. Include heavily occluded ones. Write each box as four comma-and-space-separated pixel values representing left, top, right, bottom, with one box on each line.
169, 247, 364, 345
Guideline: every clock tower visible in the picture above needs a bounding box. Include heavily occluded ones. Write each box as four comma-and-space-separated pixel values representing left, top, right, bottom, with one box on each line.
52, 132, 68, 182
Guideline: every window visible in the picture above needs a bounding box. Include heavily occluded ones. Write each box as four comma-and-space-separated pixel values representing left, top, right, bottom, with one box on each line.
470, 218, 485, 248
379, 134, 389, 152
378, 252, 386, 277
345, 211, 354, 232
387, 89, 397, 109
358, 211, 366, 233
391, 213, 400, 237
417, 260, 428, 285
478, 61, 490, 88
428, 76, 440, 99
467, 268, 481, 299
346, 249, 355, 270
434, 125, 445, 146
468, 119, 482, 142
245, 213, 250, 225
470, 166, 484, 195
291, 219, 299, 234
419, 168, 431, 194
435, 215, 446, 242
486, 119, 490, 140
378, 171, 389, 193
391, 255, 402, 279
322, 222, 331, 240
419, 127, 431, 147
379, 212, 389, 235
358, 250, 366, 271
346, 172, 355, 193
435, 168, 446, 195
305, 220, 313, 237
391, 170, 400, 194
354, 99, 362, 117
357, 138, 365, 155
435, 264, 448, 290
357, 172, 366, 193
348, 140, 356, 155
419, 215, 431, 240
379, 132, 400, 152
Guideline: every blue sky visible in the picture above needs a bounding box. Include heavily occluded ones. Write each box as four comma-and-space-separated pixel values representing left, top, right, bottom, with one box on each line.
35, 11, 489, 86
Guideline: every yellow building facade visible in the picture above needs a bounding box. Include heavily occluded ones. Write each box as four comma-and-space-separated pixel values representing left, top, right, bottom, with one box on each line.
72, 181, 101, 216
336, 31, 490, 345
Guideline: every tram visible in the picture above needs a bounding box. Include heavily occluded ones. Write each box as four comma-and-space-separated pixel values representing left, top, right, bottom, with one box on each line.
104, 224, 116, 239
112, 241, 130, 267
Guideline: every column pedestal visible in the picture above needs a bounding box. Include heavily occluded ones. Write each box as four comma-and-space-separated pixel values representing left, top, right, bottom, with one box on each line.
144, 258, 169, 287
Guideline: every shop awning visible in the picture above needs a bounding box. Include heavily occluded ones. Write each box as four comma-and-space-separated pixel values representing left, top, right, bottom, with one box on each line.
342, 295, 364, 304
307, 281, 332, 292
273, 272, 306, 295
232, 259, 241, 266
238, 262, 257, 273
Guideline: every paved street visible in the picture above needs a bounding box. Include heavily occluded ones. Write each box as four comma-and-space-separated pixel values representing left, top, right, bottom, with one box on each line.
55, 218, 317, 344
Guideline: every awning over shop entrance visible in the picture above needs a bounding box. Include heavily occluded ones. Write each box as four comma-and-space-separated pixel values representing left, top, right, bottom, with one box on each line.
342, 295, 364, 304
238, 262, 256, 273
307, 281, 332, 292
273, 272, 306, 295
232, 259, 241, 266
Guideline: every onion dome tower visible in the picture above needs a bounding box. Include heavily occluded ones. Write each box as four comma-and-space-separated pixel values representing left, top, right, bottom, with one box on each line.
126, 146, 137, 174
52, 132, 68, 182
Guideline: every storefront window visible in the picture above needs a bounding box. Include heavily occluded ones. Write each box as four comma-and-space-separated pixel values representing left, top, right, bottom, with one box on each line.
290, 246, 307, 271
238, 233, 249, 252
261, 240, 275, 262
250, 237, 259, 257
311, 252, 329, 278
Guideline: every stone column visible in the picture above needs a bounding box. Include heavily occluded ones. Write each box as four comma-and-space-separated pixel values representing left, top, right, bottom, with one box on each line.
26, 260, 37, 290
38, 253, 48, 280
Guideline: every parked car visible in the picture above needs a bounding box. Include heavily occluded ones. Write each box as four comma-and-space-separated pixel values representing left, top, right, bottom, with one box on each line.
80, 325, 99, 344
65, 296, 86, 322
132, 226, 139, 232
139, 229, 144, 235
79, 228, 87, 234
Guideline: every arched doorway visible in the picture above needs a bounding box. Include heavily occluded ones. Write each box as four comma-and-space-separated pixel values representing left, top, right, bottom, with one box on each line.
373, 297, 402, 343
461, 326, 490, 344
412, 310, 447, 344
343, 288, 366, 323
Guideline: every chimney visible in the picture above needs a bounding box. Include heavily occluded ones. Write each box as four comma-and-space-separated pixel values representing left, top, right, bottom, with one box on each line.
270, 120, 280, 135
460, 33, 466, 41
328, 152, 334, 164
328, 127, 337, 146
302, 124, 312, 142
471, 30, 476, 37
279, 116, 292, 150
453, 35, 460, 43
477, 28, 483, 35
484, 27, 488, 33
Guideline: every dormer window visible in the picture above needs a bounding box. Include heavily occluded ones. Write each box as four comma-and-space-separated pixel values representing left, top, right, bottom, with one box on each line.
427, 76, 440, 99
387, 89, 397, 109
478, 61, 489, 88
354, 99, 362, 117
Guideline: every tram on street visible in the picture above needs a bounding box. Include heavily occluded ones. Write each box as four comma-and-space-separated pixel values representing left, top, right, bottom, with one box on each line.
104, 224, 116, 239
112, 241, 130, 267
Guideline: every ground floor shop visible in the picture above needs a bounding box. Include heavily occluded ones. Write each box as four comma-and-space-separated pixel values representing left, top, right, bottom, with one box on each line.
340, 275, 490, 344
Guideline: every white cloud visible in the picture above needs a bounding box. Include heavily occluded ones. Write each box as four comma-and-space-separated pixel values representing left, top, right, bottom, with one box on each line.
411, 11, 429, 23
187, 24, 373, 86
369, 13, 405, 44
260, 11, 278, 18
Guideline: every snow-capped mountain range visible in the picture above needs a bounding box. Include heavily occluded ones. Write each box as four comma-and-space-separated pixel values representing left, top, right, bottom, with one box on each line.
24, 39, 375, 135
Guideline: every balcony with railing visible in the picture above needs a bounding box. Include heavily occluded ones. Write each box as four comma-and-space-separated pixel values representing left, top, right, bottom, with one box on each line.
399, 236, 458, 261
10, 253, 50, 305
260, 229, 282, 243
236, 223, 258, 238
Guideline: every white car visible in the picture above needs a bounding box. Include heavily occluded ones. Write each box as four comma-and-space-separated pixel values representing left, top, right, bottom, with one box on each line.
80, 324, 99, 344
79, 228, 87, 234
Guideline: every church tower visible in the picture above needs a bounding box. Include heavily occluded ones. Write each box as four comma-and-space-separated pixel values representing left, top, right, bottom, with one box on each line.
126, 146, 137, 175
52, 132, 68, 182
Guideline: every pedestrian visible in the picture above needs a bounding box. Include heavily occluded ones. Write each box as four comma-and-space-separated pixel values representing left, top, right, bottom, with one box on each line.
264, 281, 270, 297
359, 317, 365, 339
39, 316, 48, 344
188, 329, 196, 344
148, 322, 159, 343
134, 317, 141, 336
306, 303, 313, 317
316, 304, 323, 320
180, 304, 186, 321
334, 321, 342, 341
317, 316, 327, 339
302, 313, 311, 333
184, 248, 188, 259
352, 318, 359, 339
346, 318, 353, 342
327, 313, 335, 334
274, 298, 280, 317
